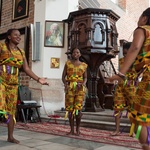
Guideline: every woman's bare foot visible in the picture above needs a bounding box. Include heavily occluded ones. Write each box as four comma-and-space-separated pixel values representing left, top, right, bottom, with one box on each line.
110, 131, 120, 136
75, 126, 81, 136
129, 132, 135, 137
66, 131, 74, 135
7, 138, 20, 144
75, 131, 80, 136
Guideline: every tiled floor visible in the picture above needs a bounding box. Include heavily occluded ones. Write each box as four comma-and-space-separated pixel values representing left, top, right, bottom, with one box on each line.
0, 125, 139, 150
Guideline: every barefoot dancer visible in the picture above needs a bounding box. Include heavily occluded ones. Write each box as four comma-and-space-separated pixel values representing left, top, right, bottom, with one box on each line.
62, 47, 87, 135
0, 29, 49, 144
111, 42, 137, 136
109, 8, 150, 150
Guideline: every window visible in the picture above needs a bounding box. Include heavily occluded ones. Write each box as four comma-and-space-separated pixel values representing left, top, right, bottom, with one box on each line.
111, 0, 126, 10
78, 0, 100, 9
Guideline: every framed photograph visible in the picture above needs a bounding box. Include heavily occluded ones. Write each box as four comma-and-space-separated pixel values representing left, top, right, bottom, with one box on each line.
44, 20, 64, 47
51, 57, 60, 68
0, 0, 2, 26
12, 0, 29, 22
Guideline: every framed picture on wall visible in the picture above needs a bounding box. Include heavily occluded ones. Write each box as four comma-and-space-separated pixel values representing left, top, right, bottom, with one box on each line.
50, 57, 60, 68
44, 20, 65, 48
12, 0, 29, 22
0, 0, 2, 26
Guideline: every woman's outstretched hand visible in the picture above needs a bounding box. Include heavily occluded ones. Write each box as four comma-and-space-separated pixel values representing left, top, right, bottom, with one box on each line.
108, 74, 123, 83
38, 78, 49, 85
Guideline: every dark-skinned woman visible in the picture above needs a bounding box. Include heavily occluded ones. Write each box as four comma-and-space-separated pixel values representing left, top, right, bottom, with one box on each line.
109, 8, 150, 150
0, 28, 49, 144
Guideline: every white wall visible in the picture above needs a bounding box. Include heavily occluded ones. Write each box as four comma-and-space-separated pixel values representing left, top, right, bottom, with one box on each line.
33, 0, 78, 79
31, 0, 79, 115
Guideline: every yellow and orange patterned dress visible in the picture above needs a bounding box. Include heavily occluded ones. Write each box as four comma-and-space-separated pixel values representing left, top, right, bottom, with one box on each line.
0, 43, 25, 121
65, 60, 87, 117
113, 57, 137, 113
128, 25, 150, 134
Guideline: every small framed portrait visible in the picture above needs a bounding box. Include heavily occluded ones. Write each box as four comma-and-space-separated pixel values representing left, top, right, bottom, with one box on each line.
12, 0, 29, 22
51, 57, 60, 68
44, 20, 65, 48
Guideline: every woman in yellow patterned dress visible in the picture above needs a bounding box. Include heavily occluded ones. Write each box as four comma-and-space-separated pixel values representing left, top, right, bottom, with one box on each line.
0, 29, 49, 144
62, 47, 87, 136
111, 42, 137, 136
109, 8, 150, 150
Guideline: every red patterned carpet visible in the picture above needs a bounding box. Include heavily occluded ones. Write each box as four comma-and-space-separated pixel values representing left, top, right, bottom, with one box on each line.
1, 122, 142, 149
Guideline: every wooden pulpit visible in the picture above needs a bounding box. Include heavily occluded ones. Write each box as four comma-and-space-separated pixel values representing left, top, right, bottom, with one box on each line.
63, 8, 120, 112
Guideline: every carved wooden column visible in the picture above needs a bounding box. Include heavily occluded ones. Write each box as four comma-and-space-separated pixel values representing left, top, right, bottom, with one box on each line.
64, 8, 120, 112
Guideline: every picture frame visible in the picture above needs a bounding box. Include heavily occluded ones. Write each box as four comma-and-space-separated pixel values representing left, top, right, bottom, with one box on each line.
0, 0, 2, 26
50, 57, 60, 68
12, 0, 29, 22
44, 20, 65, 47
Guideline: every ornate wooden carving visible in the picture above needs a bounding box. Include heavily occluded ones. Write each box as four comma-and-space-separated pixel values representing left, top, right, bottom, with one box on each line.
64, 8, 120, 112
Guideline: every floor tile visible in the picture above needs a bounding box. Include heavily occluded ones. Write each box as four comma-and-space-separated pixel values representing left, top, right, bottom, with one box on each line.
48, 136, 104, 149
0, 124, 140, 150
95, 145, 137, 150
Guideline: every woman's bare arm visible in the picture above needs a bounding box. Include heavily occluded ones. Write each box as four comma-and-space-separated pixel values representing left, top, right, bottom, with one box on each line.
22, 56, 49, 85
22, 56, 40, 81
119, 28, 145, 74
62, 64, 67, 85
108, 28, 145, 83
0, 45, 2, 54
83, 69, 87, 86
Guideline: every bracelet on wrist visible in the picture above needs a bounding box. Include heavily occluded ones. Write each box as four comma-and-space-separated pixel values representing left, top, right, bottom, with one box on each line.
116, 73, 126, 80
64, 82, 68, 85
118, 71, 125, 77
82, 84, 86, 87
37, 77, 40, 82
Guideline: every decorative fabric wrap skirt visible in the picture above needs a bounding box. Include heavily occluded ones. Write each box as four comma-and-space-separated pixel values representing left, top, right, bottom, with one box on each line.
64, 81, 87, 119
128, 67, 150, 125
0, 65, 19, 123
128, 65, 150, 141
113, 72, 137, 113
